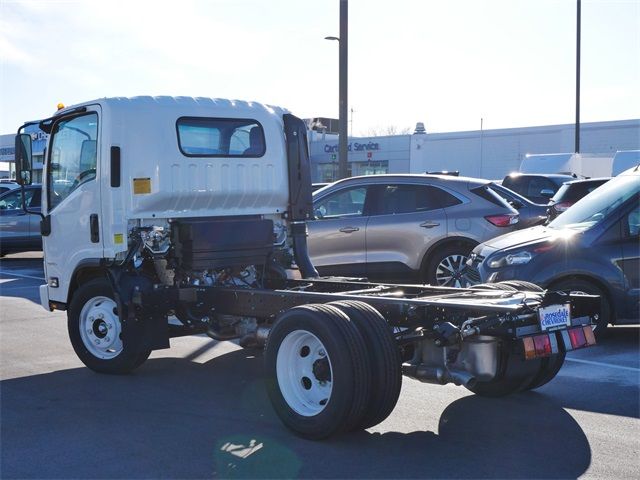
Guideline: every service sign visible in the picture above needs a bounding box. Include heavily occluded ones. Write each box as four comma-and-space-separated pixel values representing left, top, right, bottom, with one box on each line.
539, 304, 571, 331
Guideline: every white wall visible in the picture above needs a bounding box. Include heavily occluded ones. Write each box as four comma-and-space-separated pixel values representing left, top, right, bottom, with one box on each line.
409, 119, 640, 179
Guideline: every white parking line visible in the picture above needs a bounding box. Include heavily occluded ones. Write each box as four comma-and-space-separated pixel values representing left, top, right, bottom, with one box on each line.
565, 357, 640, 373
0, 271, 45, 281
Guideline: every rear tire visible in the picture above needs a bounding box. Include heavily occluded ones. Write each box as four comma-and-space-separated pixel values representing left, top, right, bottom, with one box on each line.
329, 301, 402, 430
264, 304, 371, 439
470, 282, 517, 292
68, 278, 151, 374
465, 340, 540, 397
497, 280, 544, 292
522, 352, 566, 391
550, 278, 610, 336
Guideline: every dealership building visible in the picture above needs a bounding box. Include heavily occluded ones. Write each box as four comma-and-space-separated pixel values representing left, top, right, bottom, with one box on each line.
1, 118, 638, 182
307, 118, 640, 182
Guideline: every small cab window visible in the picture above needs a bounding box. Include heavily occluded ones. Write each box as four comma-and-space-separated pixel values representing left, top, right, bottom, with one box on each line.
177, 117, 265, 157
314, 187, 368, 219
376, 184, 461, 215
48, 113, 98, 211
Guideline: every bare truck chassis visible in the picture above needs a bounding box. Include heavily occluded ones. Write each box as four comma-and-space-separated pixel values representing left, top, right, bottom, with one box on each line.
109, 267, 598, 439
14, 99, 599, 439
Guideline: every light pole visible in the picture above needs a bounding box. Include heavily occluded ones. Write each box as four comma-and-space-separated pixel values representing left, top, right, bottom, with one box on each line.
324, 0, 348, 180
575, 0, 581, 153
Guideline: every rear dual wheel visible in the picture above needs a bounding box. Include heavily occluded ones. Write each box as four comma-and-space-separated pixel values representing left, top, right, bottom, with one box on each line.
264, 302, 401, 439
467, 280, 564, 395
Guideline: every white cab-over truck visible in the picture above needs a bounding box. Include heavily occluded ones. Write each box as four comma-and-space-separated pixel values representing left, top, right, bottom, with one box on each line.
14, 97, 599, 439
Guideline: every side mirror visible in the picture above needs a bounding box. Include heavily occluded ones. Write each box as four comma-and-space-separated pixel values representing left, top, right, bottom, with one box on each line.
14, 134, 33, 186
540, 189, 555, 199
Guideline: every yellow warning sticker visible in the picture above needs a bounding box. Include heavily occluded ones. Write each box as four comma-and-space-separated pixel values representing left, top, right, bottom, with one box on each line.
113, 233, 124, 245
133, 178, 151, 194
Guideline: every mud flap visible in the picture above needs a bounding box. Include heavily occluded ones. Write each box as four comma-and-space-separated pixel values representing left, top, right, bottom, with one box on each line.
108, 272, 171, 353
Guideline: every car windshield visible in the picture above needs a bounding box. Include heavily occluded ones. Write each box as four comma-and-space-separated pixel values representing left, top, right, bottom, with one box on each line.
548, 175, 639, 231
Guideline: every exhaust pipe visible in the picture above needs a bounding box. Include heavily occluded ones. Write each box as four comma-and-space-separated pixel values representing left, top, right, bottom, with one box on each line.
291, 221, 319, 279
239, 326, 271, 349
402, 363, 477, 388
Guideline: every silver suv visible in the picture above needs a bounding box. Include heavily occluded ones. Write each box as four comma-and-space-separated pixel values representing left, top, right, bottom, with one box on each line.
308, 174, 519, 287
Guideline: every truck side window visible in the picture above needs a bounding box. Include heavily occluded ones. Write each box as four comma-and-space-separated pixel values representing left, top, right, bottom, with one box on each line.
48, 113, 98, 211
177, 117, 265, 157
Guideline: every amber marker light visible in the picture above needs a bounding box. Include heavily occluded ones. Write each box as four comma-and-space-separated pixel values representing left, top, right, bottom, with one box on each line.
57, 103, 65, 110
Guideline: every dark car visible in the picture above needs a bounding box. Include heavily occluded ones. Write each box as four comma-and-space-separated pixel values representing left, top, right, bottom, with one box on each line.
502, 173, 577, 204
547, 177, 610, 221
0, 185, 42, 256
0, 180, 20, 194
490, 182, 549, 228
312, 182, 330, 192
470, 167, 640, 334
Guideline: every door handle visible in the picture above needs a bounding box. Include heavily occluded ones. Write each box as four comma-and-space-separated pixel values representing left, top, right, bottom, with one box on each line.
420, 221, 440, 228
90, 214, 99, 243
339, 226, 360, 233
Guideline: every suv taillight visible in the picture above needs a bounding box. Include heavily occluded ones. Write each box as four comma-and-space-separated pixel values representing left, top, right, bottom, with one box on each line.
485, 213, 519, 227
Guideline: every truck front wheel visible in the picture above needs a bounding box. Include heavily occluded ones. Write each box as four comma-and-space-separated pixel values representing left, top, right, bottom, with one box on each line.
68, 278, 150, 374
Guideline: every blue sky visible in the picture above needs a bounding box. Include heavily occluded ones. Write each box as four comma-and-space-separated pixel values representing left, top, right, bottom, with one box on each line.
1, 0, 638, 135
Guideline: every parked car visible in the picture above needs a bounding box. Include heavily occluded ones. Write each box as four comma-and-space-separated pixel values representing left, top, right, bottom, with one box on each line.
312, 182, 330, 192
489, 182, 549, 228
547, 177, 610, 221
0, 180, 20, 194
502, 173, 577, 204
469, 166, 640, 333
0, 185, 42, 256
308, 174, 519, 287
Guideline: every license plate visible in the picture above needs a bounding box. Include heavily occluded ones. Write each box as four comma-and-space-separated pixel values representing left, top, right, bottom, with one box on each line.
539, 304, 571, 331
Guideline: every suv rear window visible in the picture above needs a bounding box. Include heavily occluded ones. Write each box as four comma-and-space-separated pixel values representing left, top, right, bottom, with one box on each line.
177, 117, 265, 157
553, 180, 608, 202
471, 184, 513, 208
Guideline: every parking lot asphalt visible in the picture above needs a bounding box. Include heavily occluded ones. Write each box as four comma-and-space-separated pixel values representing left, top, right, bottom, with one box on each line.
1, 253, 639, 479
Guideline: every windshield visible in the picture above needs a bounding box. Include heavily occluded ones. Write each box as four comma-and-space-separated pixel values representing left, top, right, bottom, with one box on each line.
549, 175, 639, 231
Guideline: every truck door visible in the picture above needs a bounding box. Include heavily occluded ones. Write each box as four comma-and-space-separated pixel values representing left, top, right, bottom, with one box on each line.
42, 108, 103, 303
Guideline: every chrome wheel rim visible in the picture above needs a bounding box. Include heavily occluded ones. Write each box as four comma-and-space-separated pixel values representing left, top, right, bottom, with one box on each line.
79, 296, 123, 360
435, 254, 474, 288
276, 329, 333, 416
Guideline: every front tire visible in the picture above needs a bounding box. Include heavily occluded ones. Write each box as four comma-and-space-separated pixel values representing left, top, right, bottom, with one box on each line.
68, 278, 150, 374
264, 304, 371, 439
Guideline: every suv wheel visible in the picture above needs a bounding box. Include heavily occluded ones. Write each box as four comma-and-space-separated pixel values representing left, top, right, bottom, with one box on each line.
550, 278, 611, 336
424, 244, 478, 288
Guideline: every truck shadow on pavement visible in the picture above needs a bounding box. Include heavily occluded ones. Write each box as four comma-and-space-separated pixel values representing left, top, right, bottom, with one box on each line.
2, 348, 592, 479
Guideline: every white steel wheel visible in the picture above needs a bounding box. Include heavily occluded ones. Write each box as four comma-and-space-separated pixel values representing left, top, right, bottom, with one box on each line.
276, 329, 333, 417
79, 296, 123, 360
265, 304, 371, 439
68, 277, 151, 374
436, 254, 472, 288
